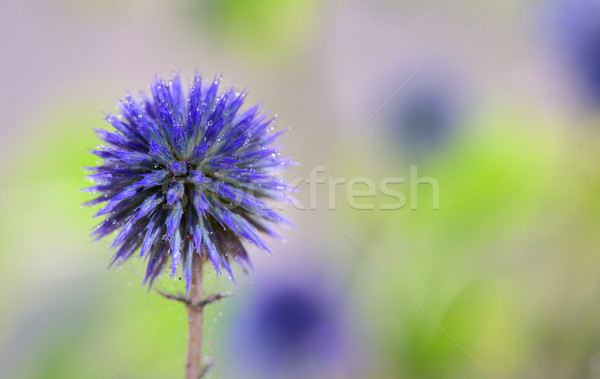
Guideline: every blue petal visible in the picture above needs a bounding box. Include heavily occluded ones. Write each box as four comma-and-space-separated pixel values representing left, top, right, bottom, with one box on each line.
165, 203, 183, 239
133, 193, 163, 222
166, 181, 185, 206
169, 229, 182, 276
140, 213, 163, 257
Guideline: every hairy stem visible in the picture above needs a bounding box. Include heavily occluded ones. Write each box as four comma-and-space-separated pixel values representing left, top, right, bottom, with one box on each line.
186, 255, 204, 379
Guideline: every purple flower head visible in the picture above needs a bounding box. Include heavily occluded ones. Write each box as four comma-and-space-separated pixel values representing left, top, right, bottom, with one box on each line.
227, 271, 358, 379
252, 284, 337, 359
84, 72, 293, 291
391, 86, 457, 150
552, 0, 600, 103
384, 73, 467, 163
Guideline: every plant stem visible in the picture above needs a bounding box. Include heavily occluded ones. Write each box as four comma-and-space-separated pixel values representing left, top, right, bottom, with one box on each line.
186, 254, 204, 379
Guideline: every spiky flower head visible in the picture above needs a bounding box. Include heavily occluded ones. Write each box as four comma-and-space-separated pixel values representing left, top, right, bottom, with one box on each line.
85, 72, 292, 291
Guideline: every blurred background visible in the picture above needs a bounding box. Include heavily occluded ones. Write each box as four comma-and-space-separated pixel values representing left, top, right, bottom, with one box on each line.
1, 0, 599, 378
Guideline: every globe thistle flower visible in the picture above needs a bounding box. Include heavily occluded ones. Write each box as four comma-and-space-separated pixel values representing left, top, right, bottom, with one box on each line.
390, 85, 458, 152
226, 270, 363, 379
384, 73, 467, 162
551, 0, 600, 104
84, 73, 293, 291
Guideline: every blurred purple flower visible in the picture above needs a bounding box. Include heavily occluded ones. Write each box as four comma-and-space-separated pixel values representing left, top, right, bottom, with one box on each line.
390, 85, 458, 152
84, 72, 293, 291
552, 0, 600, 103
383, 73, 467, 161
228, 273, 357, 378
